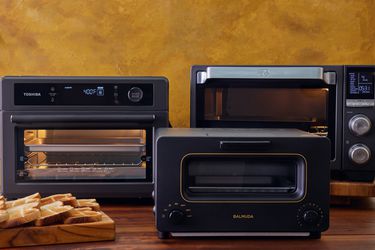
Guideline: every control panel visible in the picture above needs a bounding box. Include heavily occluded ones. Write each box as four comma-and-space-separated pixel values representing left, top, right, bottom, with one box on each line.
156, 202, 193, 225
344, 67, 375, 173
14, 83, 153, 106
297, 203, 324, 229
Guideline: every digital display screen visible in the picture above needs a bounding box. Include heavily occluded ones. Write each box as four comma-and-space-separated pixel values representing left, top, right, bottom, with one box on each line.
347, 71, 374, 99
14, 83, 153, 105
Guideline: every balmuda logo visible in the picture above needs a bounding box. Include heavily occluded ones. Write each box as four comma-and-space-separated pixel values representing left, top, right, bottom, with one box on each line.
232, 214, 254, 219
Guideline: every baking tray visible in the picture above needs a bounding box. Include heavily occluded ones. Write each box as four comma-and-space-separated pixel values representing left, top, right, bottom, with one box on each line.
25, 138, 145, 152
25, 166, 146, 179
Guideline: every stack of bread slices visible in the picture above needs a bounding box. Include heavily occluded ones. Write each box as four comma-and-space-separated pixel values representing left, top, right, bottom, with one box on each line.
0, 193, 102, 229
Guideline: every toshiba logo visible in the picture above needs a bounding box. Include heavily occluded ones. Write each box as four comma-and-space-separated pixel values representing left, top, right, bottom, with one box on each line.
23, 92, 41, 96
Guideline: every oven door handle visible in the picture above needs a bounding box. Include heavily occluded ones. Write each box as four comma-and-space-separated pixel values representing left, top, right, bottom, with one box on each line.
10, 114, 156, 123
197, 67, 336, 85
220, 140, 272, 151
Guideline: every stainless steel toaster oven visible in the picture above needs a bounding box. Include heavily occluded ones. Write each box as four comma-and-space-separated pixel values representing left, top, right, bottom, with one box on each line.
190, 65, 375, 182
154, 128, 330, 239
0, 76, 168, 198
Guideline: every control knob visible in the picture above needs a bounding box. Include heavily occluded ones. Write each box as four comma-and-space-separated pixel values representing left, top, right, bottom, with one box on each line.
349, 115, 371, 136
349, 144, 371, 165
128, 87, 143, 102
168, 209, 185, 225
303, 210, 320, 225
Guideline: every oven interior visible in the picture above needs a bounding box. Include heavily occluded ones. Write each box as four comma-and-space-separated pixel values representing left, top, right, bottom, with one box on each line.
199, 81, 336, 159
17, 129, 150, 181
182, 155, 305, 201
204, 87, 329, 135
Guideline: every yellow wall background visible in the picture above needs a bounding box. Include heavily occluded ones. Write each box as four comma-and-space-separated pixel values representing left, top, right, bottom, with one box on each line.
0, 0, 374, 127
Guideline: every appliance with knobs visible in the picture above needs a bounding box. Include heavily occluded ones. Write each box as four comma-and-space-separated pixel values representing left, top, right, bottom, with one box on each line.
0, 76, 169, 198
190, 65, 375, 182
154, 128, 330, 239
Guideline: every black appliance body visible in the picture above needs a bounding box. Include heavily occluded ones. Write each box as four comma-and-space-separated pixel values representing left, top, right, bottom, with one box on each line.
191, 65, 375, 182
155, 128, 330, 239
1, 76, 168, 198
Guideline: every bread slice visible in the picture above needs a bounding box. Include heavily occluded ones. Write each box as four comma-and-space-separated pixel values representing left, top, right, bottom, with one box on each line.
5, 193, 41, 209
0, 195, 5, 210
74, 207, 93, 212
40, 193, 73, 206
6, 201, 40, 214
60, 197, 79, 207
0, 210, 9, 223
64, 208, 102, 224
40, 201, 63, 210
35, 204, 73, 226
76, 199, 100, 211
0, 207, 40, 229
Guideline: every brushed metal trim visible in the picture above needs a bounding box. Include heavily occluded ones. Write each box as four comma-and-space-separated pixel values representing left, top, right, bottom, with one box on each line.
197, 67, 327, 84
323, 72, 337, 85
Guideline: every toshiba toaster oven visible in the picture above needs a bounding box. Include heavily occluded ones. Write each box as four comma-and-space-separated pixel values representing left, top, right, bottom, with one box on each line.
1, 76, 168, 198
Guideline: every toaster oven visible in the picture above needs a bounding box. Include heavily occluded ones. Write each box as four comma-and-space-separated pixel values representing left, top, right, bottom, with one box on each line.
154, 128, 330, 239
0, 76, 168, 198
190, 65, 375, 182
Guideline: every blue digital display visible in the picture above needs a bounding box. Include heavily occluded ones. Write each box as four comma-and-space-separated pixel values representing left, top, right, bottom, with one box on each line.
348, 72, 374, 99
83, 86, 104, 96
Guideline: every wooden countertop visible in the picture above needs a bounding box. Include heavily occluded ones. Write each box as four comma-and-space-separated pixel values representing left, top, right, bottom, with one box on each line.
12, 198, 375, 250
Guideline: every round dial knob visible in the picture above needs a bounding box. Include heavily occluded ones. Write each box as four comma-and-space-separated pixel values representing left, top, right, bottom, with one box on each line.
303, 210, 320, 225
128, 87, 143, 102
168, 209, 185, 225
349, 115, 371, 136
349, 144, 371, 165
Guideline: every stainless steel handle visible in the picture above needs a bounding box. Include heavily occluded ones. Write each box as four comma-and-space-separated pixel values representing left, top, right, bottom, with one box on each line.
220, 140, 271, 151
197, 67, 336, 85
10, 114, 156, 123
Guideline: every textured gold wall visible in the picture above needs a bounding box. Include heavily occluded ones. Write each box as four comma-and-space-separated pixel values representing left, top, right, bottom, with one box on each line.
0, 0, 374, 127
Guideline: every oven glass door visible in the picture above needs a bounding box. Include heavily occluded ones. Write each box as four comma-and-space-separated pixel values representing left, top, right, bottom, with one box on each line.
195, 67, 336, 159
182, 154, 306, 202
16, 129, 152, 182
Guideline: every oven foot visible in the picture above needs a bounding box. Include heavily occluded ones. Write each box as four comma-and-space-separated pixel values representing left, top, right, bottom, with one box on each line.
158, 231, 170, 239
309, 232, 321, 239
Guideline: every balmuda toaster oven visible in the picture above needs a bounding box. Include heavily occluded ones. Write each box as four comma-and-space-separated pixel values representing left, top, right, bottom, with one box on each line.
154, 128, 330, 239
0, 76, 168, 198
191, 65, 375, 182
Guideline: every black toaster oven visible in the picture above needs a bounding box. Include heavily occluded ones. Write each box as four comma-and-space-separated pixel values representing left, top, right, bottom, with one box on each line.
190, 65, 375, 182
154, 128, 330, 239
0, 76, 168, 198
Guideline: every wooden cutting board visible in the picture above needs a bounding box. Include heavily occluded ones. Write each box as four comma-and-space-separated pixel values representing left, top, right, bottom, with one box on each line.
0, 212, 115, 248
330, 180, 375, 205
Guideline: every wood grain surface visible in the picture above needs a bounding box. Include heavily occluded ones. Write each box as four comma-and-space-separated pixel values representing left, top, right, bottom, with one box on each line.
331, 181, 375, 197
6, 198, 375, 250
0, 213, 115, 248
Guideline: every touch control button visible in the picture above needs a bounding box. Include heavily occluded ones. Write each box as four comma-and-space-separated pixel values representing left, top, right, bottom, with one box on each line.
168, 209, 185, 225
128, 87, 143, 102
349, 115, 371, 136
349, 144, 371, 165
